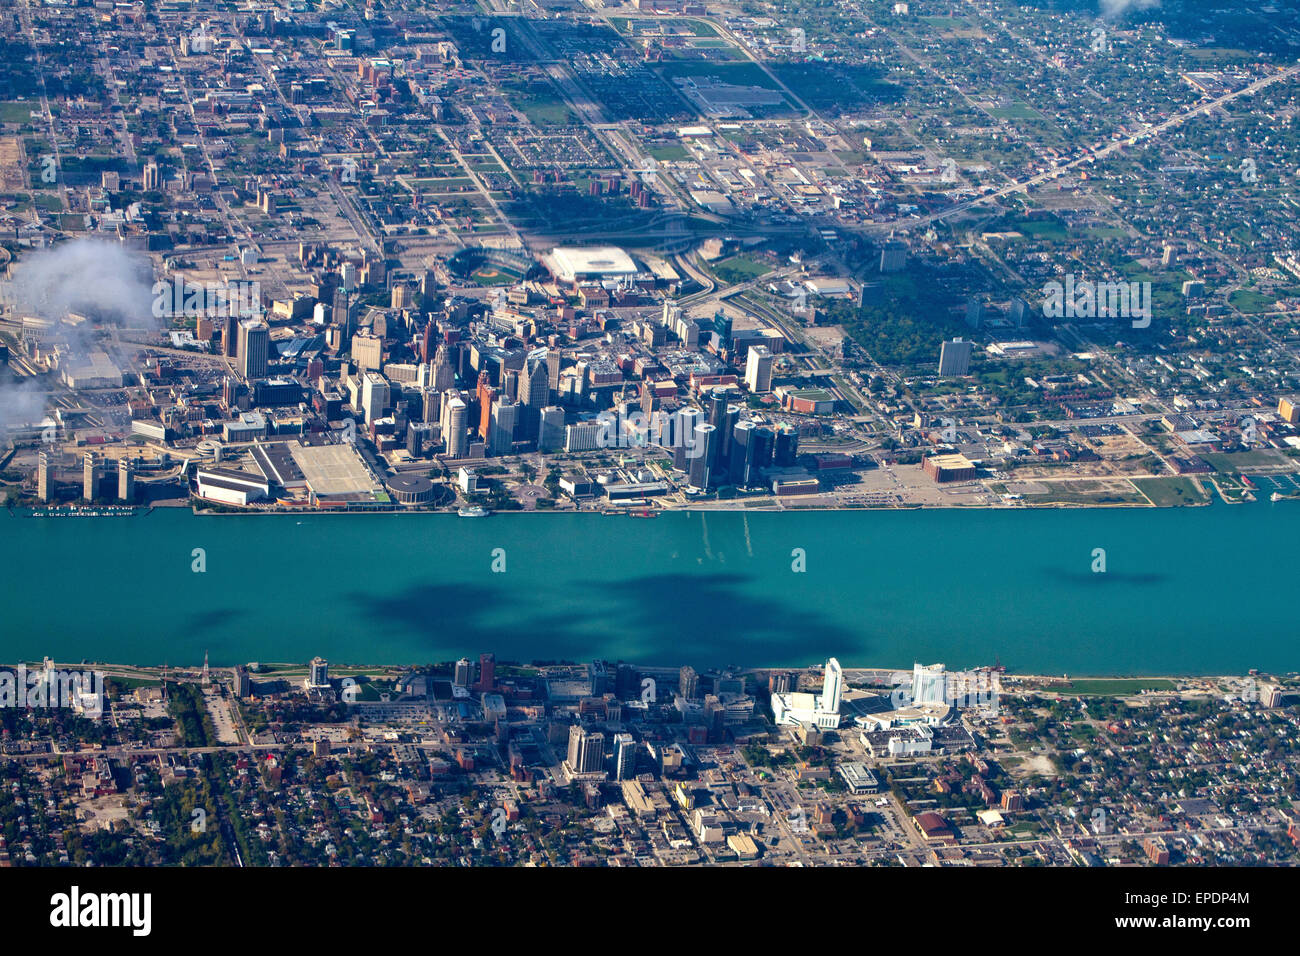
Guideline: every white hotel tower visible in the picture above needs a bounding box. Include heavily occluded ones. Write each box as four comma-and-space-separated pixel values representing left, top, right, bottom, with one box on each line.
772, 657, 843, 729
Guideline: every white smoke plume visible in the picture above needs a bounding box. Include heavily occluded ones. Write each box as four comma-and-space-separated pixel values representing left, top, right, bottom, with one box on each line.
1100, 0, 1160, 19
0, 376, 48, 432
0, 239, 155, 436
0, 239, 153, 325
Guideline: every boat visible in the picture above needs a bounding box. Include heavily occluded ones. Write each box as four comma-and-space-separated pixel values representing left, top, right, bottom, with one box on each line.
628, 509, 658, 518
458, 505, 488, 517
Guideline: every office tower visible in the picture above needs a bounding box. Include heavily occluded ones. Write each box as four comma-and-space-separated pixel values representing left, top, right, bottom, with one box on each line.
351, 331, 383, 371
453, 658, 473, 688
37, 452, 54, 502
729, 420, 754, 485
237, 319, 270, 380
117, 459, 135, 503
82, 452, 99, 502
773, 422, 799, 467
422, 388, 440, 424
442, 396, 468, 458
679, 665, 700, 700
519, 355, 549, 440
912, 662, 948, 707
707, 389, 729, 431
822, 657, 843, 714
142, 162, 160, 191
391, 285, 411, 310
613, 733, 637, 781
938, 338, 973, 377
745, 426, 774, 486
489, 400, 519, 456
433, 349, 456, 391
476, 653, 495, 693
688, 423, 717, 488
419, 321, 435, 364
333, 287, 351, 340
361, 372, 390, 425
222, 314, 239, 357
673, 406, 702, 471
720, 403, 742, 466
566, 725, 604, 775
538, 406, 565, 452
745, 345, 774, 393
309, 657, 330, 688
546, 351, 561, 392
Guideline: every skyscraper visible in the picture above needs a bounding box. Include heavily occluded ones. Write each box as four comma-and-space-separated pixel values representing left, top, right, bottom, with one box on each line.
519, 354, 550, 441
613, 733, 637, 781
679, 665, 700, 700
489, 399, 519, 456
745, 345, 774, 393
82, 452, 99, 502
688, 423, 716, 489
442, 396, 468, 458
566, 725, 604, 775
453, 658, 473, 687
117, 458, 135, 503
237, 319, 270, 380
822, 657, 843, 715
37, 452, 54, 503
774, 422, 799, 467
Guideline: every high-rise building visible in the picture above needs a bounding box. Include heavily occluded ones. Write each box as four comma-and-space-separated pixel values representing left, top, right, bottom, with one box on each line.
538, 406, 565, 452
773, 422, 799, 467
880, 239, 907, 273
475, 653, 495, 693
361, 372, 390, 425
232, 665, 251, 698
519, 355, 550, 441
142, 162, 161, 191
613, 733, 637, 781
37, 452, 54, 502
489, 400, 519, 456
441, 396, 468, 458
912, 662, 947, 707
822, 657, 843, 714
745, 345, 774, 393
117, 458, 136, 503
688, 423, 716, 488
938, 338, 973, 377
566, 725, 605, 775
308, 657, 330, 689
237, 320, 270, 380
673, 406, 703, 472
351, 331, 383, 372
82, 452, 99, 502
679, 665, 700, 700
453, 658, 473, 687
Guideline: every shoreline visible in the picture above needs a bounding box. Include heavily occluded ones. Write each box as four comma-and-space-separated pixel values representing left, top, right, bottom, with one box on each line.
21, 657, 1296, 683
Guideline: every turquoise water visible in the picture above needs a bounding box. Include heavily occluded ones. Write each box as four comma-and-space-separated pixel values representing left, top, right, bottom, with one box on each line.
0, 502, 1295, 675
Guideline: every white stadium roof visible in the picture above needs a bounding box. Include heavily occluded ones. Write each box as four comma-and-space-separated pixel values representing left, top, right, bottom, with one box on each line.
547, 246, 638, 282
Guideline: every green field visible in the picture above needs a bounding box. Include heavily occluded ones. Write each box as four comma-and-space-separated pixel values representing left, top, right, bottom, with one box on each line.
1131, 476, 1208, 507
0, 102, 35, 123
712, 254, 772, 284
